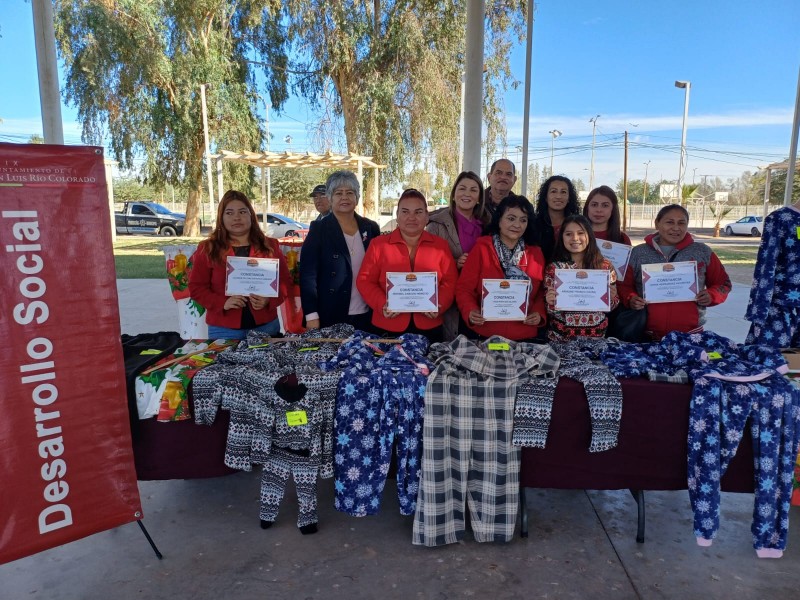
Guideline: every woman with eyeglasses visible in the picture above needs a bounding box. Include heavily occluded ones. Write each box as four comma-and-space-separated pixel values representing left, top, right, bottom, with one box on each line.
426, 171, 489, 340
455, 196, 547, 341
299, 170, 381, 331
357, 189, 458, 342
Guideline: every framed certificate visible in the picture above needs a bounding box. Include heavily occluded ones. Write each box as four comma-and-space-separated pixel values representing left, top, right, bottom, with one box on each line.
386, 271, 438, 312
597, 240, 632, 279
553, 268, 611, 311
641, 261, 698, 303
481, 279, 530, 321
225, 256, 280, 297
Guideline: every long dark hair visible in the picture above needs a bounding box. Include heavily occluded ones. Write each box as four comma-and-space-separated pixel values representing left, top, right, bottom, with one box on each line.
551, 214, 604, 269
205, 189, 273, 263
486, 195, 539, 246
584, 185, 623, 243
449, 171, 488, 227
535, 175, 580, 222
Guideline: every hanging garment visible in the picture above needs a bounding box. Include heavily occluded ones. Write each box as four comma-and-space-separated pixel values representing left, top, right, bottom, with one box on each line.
745, 205, 800, 347
320, 331, 431, 517
599, 330, 800, 556
413, 336, 560, 546
514, 338, 624, 452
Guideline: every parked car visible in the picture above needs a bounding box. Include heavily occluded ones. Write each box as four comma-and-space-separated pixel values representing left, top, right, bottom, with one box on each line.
115, 201, 186, 236
259, 213, 308, 238
724, 215, 763, 237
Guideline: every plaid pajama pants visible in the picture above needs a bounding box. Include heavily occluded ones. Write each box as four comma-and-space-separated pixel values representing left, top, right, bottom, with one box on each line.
413, 336, 560, 546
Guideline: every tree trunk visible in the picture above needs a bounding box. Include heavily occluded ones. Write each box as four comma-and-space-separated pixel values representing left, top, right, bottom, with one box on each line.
183, 144, 207, 237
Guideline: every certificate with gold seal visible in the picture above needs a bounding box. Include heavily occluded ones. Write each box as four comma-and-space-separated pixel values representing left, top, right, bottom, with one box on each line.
386, 272, 438, 312
225, 256, 280, 297
553, 268, 611, 311
641, 261, 698, 303
481, 279, 530, 321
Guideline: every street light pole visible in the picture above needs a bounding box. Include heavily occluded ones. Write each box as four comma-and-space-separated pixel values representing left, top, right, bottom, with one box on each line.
589, 115, 600, 189
642, 160, 651, 226
548, 129, 562, 174
675, 80, 691, 204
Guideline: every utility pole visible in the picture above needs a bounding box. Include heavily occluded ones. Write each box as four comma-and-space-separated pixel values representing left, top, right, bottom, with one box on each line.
623, 130, 629, 231
642, 160, 651, 227
589, 115, 600, 189
200, 84, 215, 221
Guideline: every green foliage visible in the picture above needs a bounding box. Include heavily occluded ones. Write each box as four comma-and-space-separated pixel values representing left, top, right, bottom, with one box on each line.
283, 1, 526, 190
53, 0, 288, 235
267, 167, 319, 218
618, 178, 659, 204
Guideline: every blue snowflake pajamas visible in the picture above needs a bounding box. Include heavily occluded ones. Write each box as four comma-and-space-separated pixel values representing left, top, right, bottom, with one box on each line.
746, 205, 800, 347
321, 332, 431, 517
601, 331, 800, 556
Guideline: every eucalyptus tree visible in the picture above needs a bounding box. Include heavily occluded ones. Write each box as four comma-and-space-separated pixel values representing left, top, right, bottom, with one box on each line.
54, 0, 288, 235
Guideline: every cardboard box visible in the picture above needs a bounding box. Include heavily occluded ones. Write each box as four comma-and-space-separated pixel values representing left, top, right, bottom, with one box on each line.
782, 348, 800, 372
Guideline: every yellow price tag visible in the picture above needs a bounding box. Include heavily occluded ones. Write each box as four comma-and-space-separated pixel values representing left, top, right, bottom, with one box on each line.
488, 342, 510, 351
707, 351, 723, 360
192, 354, 214, 364
298, 346, 320, 352
139, 349, 161, 355
286, 411, 308, 426
796, 226, 800, 239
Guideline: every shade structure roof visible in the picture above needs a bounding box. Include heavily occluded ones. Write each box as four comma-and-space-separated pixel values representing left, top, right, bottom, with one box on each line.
215, 149, 386, 171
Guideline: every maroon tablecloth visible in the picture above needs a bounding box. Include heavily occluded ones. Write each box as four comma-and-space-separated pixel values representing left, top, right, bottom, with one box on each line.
520, 378, 754, 492
131, 377, 756, 491
133, 412, 236, 480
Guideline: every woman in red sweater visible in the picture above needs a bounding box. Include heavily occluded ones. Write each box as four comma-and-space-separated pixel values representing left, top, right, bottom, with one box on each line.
456, 196, 547, 341
189, 190, 292, 340
583, 185, 632, 245
357, 189, 458, 342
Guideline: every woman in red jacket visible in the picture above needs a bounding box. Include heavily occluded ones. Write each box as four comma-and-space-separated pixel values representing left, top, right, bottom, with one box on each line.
357, 189, 458, 342
456, 196, 547, 341
189, 189, 292, 340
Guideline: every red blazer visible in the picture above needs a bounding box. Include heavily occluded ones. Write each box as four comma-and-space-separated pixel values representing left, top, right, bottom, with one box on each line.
189, 238, 292, 329
455, 236, 547, 340
356, 229, 458, 333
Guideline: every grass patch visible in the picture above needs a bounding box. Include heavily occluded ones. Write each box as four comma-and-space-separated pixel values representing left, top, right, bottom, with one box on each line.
704, 245, 759, 266
114, 236, 205, 279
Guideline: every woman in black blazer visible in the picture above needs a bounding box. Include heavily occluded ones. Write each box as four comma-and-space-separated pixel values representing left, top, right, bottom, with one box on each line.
299, 170, 381, 331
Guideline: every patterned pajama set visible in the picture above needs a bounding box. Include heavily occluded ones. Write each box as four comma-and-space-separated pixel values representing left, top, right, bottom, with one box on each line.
320, 331, 431, 517
600, 331, 800, 557
514, 337, 623, 452
412, 336, 560, 546
745, 205, 800, 347
192, 325, 352, 529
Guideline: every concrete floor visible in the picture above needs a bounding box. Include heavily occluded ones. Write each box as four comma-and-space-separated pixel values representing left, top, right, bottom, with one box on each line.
3, 276, 800, 599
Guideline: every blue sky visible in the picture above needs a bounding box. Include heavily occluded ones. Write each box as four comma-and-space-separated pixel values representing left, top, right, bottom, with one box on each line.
1, 0, 798, 192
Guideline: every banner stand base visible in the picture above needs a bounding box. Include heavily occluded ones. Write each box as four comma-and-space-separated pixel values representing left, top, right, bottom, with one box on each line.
136, 520, 163, 559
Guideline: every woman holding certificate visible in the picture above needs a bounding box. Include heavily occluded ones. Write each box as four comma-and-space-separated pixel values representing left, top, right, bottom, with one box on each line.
534, 175, 581, 260
618, 204, 731, 341
426, 171, 489, 340
456, 196, 547, 341
544, 215, 619, 341
357, 189, 458, 342
299, 170, 381, 331
189, 190, 292, 340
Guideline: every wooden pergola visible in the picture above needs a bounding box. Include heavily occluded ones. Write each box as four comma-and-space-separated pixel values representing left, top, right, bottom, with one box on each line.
760, 158, 800, 215
213, 149, 386, 221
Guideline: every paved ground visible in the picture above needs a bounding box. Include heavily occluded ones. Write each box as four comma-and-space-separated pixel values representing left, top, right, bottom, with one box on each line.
5, 250, 800, 600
